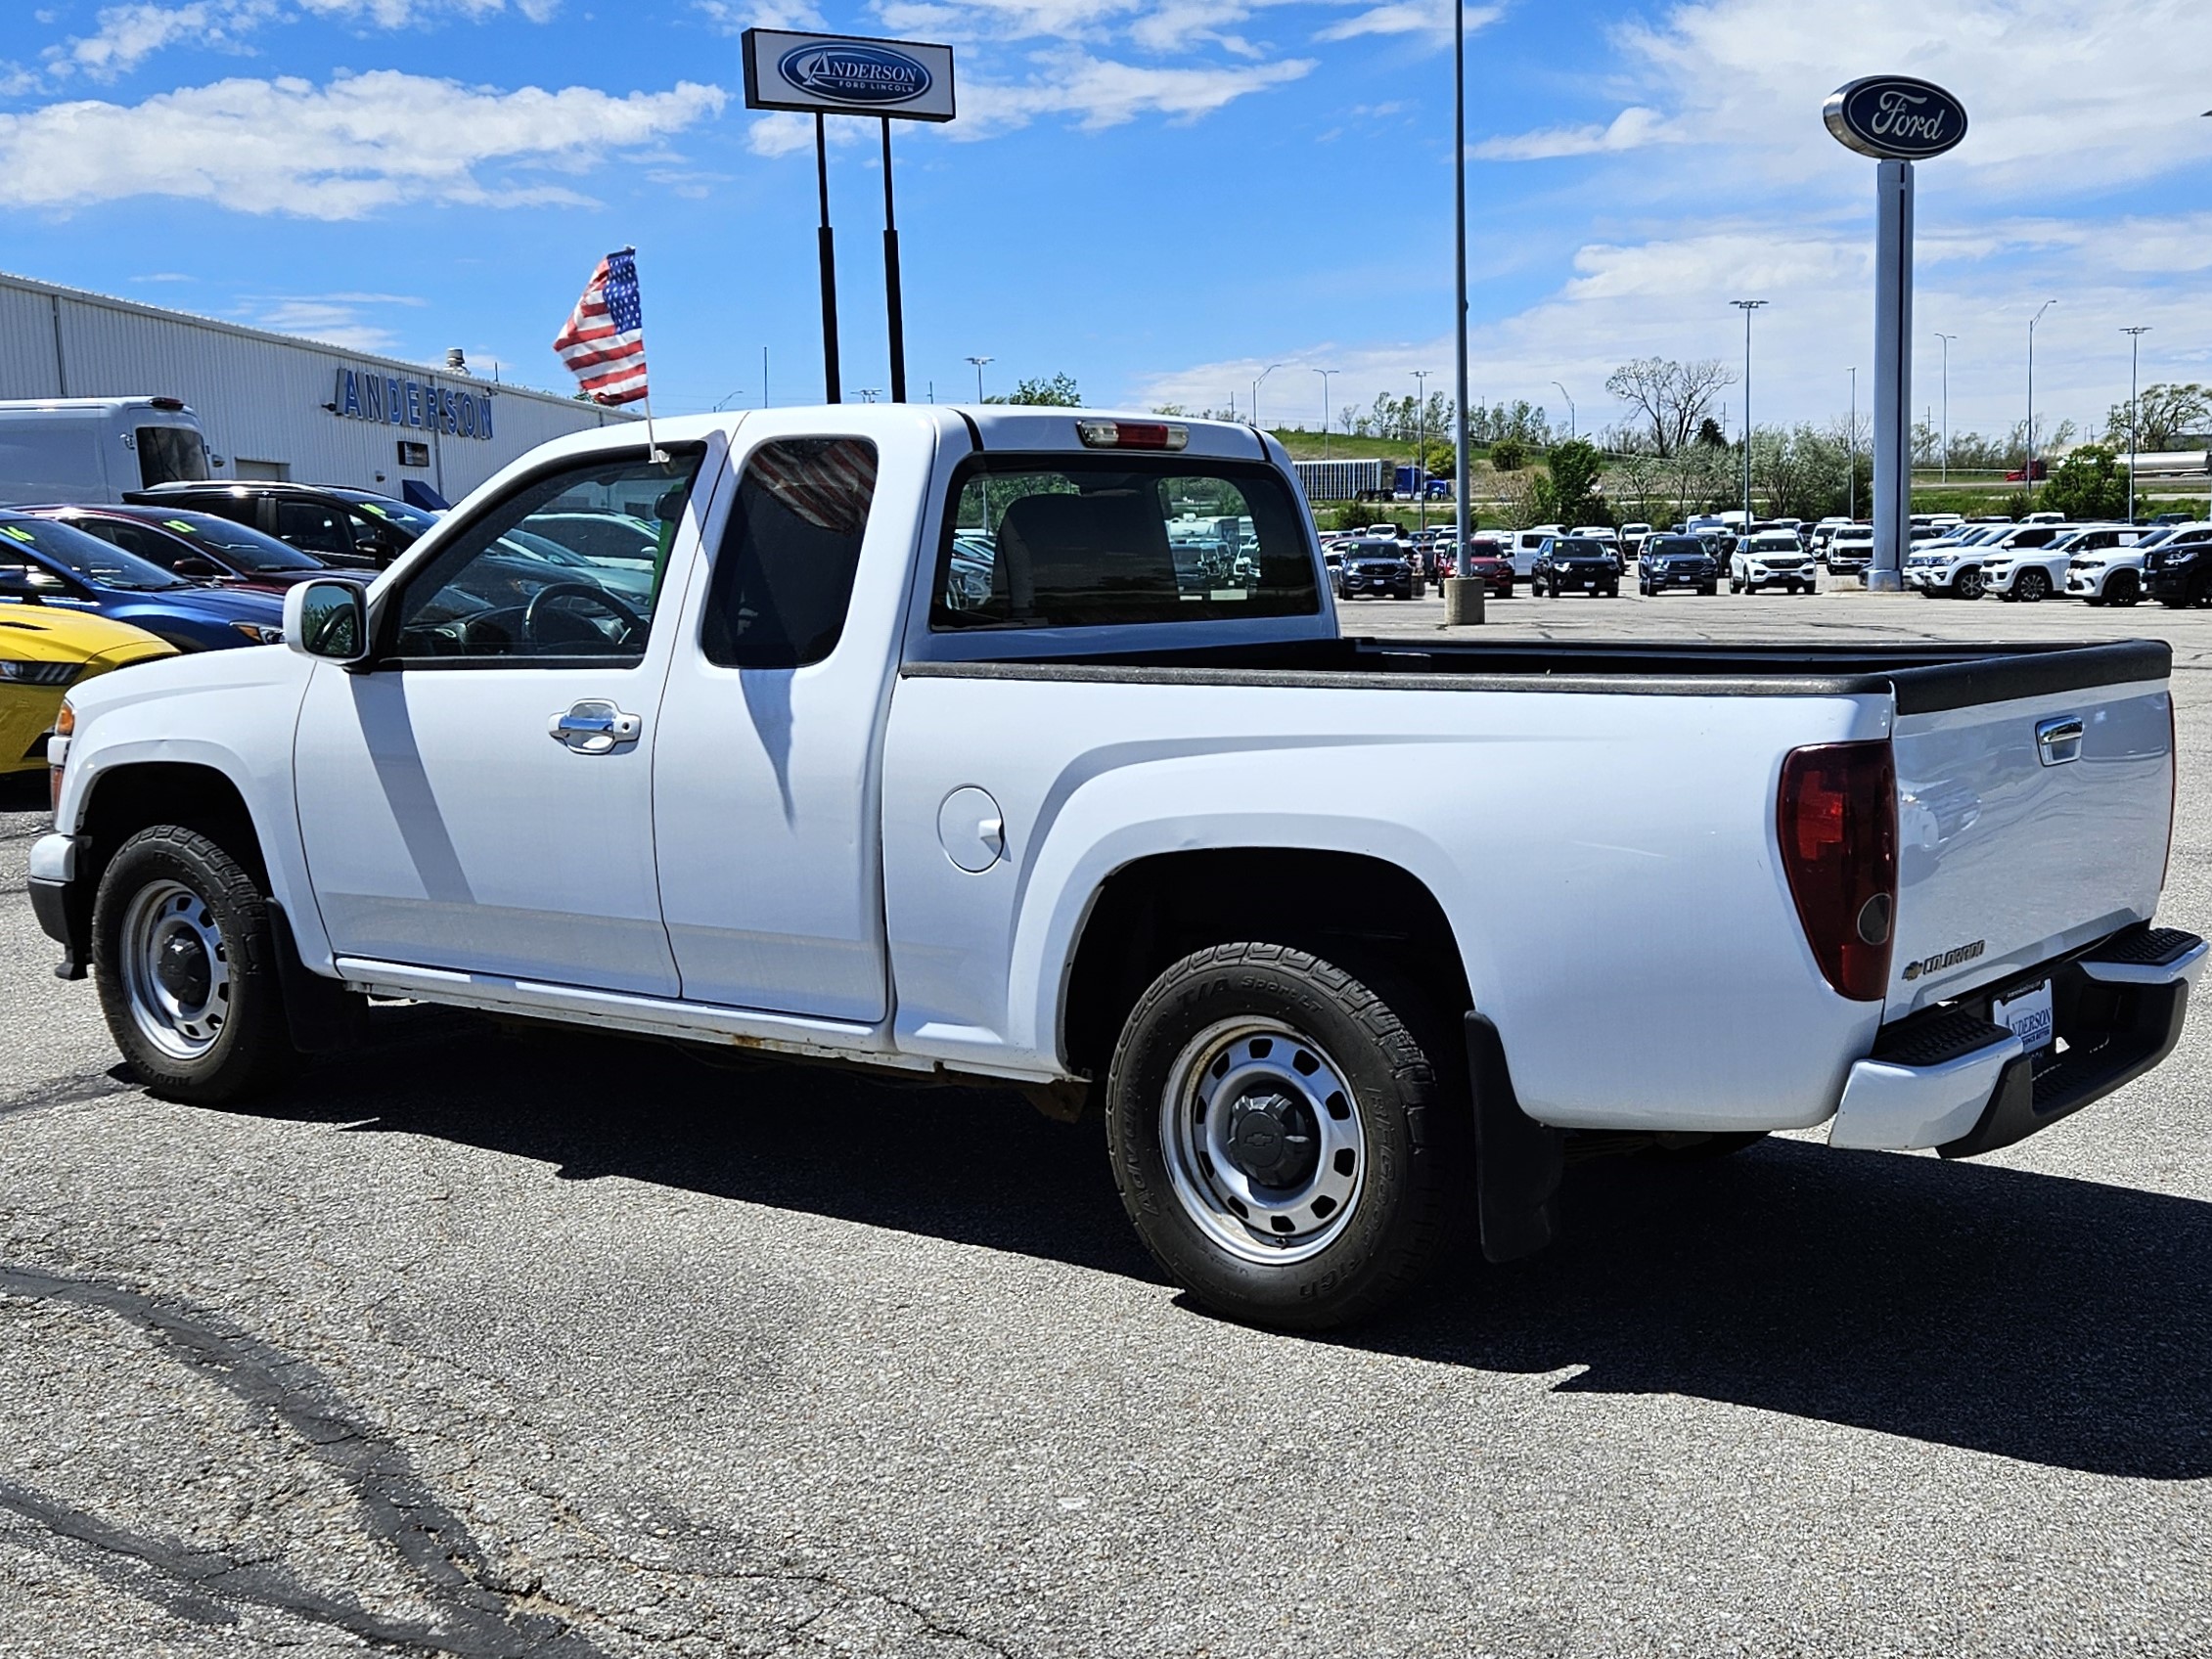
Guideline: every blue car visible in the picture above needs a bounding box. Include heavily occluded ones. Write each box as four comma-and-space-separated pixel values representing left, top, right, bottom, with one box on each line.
0, 510, 286, 651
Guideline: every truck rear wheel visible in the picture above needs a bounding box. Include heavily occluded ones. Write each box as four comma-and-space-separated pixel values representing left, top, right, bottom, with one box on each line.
1105, 943, 1464, 1330
92, 826, 300, 1104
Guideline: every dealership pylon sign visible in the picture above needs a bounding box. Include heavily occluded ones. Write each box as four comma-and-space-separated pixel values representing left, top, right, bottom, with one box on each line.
1826, 75, 1967, 592
745, 29, 958, 407
743, 29, 956, 122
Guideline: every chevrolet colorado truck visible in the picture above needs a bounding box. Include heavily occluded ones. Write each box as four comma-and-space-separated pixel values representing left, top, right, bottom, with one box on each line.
26, 407, 2204, 1328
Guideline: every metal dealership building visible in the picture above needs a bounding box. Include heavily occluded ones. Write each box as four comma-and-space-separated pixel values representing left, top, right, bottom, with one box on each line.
0, 270, 630, 503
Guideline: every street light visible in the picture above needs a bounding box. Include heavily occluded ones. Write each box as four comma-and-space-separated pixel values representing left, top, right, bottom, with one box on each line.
712, 387, 746, 411
2026, 298, 2056, 506
1251, 362, 1284, 430
1731, 299, 1767, 536
965, 355, 992, 401
2122, 326, 2150, 525
1313, 368, 1338, 460
1934, 332, 1957, 483
1413, 369, 1431, 534
1551, 381, 1575, 441
858, 387, 881, 403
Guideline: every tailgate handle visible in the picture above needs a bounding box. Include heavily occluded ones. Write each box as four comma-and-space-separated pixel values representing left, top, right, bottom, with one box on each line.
2036, 715, 2084, 767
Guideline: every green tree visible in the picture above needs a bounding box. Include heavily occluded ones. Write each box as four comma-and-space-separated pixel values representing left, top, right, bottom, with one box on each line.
985, 373, 1081, 407
2103, 383, 2210, 454
2041, 445, 2146, 520
1533, 438, 1609, 525
1489, 435, 1527, 472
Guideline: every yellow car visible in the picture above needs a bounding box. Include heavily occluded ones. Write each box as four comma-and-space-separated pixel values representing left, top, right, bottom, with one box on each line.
0, 605, 175, 774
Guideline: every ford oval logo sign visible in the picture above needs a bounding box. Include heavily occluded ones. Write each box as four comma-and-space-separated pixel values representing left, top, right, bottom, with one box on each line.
778, 42, 931, 107
1825, 75, 1968, 160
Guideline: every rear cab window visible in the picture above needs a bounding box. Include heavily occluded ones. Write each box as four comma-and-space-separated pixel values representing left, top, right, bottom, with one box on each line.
931, 456, 1318, 632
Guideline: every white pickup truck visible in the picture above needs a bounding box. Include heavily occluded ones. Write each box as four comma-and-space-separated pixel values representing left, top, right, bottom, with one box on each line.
26, 408, 2205, 1328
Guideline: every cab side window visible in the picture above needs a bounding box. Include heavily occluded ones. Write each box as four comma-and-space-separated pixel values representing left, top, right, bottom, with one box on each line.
700, 438, 878, 669
386, 449, 702, 666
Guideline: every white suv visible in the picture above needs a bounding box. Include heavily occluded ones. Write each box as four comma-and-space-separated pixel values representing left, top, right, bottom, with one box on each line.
1731, 530, 1818, 594
1980, 522, 2089, 602
2076, 522, 2211, 606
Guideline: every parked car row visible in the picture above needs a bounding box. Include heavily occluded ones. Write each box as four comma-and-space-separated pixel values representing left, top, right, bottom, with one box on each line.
1906, 519, 2212, 605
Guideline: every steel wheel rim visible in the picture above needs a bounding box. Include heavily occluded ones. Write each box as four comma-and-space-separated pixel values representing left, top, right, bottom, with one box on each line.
119, 878, 231, 1061
1159, 1017, 1367, 1266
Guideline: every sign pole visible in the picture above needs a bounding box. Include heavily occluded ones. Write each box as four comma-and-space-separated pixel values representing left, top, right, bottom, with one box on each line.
815, 112, 841, 404
1871, 157, 1913, 591
881, 118, 907, 403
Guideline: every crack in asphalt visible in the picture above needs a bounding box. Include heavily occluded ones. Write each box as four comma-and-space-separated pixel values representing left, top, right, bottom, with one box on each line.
0, 1264, 609, 1657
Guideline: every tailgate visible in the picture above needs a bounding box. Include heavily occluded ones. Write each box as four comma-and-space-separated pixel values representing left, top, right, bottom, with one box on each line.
1888, 658, 2173, 1015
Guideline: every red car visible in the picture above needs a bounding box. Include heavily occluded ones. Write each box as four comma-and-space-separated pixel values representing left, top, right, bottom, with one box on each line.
2004, 460, 2050, 482
1459, 537, 1516, 597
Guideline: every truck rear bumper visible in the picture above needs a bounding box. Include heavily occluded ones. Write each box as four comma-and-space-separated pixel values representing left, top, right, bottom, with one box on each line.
1828, 926, 2205, 1153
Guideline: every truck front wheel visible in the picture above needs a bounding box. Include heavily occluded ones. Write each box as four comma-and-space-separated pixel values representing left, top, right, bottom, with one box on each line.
91, 826, 300, 1104
1105, 943, 1464, 1330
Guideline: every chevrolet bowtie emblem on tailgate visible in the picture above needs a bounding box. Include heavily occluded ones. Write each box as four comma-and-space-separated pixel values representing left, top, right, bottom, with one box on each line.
1903, 940, 1986, 981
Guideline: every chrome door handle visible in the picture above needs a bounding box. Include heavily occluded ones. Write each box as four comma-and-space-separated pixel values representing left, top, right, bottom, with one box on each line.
2036, 714, 2084, 766
549, 699, 642, 754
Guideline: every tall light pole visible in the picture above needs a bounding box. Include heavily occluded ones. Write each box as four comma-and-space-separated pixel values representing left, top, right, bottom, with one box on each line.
1934, 332, 1957, 483
1252, 362, 1284, 430
1413, 369, 1431, 534
1451, 0, 1478, 617
1551, 381, 1575, 441
2026, 298, 2056, 507
1732, 299, 1767, 532
1848, 366, 1858, 520
1313, 368, 1338, 460
2122, 326, 2150, 525
966, 354, 992, 401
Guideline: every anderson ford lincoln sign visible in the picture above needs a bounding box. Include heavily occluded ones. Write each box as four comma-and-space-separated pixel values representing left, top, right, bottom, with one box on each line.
741, 28, 957, 121
328, 367, 496, 440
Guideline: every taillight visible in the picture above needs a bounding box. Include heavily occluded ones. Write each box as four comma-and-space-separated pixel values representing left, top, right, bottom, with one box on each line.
1778, 740, 1897, 1002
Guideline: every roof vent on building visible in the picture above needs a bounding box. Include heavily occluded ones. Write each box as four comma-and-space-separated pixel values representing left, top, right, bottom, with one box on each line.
445, 348, 468, 373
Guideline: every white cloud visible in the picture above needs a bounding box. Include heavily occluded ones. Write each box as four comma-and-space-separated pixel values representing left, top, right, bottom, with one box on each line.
694, 0, 827, 28
0, 70, 727, 217
960, 48, 1314, 133
49, 0, 560, 82
1469, 105, 1670, 160
236, 290, 429, 351
1315, 1, 1499, 44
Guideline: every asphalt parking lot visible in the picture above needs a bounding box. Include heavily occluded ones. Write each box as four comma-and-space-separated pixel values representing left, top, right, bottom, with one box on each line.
5, 587, 2212, 1657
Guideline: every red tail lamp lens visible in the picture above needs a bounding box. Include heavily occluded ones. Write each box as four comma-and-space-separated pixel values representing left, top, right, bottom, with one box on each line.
1778, 740, 1897, 1002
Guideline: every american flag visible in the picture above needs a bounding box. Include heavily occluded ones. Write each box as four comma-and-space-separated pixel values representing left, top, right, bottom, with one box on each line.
553, 247, 650, 406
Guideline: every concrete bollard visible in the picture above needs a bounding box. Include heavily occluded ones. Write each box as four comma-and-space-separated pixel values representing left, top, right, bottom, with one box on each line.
1443, 576, 1486, 626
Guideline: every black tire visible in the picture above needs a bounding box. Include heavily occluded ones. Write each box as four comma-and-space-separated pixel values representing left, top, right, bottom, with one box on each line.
91, 825, 301, 1104
1700, 583, 1717, 596
2110, 570, 2141, 607
1104, 943, 1465, 1330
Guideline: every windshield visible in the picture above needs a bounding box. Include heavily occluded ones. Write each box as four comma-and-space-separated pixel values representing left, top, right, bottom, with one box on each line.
152, 515, 323, 573
1648, 537, 1706, 557
932, 457, 1319, 631
0, 516, 189, 590
135, 424, 209, 488
344, 495, 440, 537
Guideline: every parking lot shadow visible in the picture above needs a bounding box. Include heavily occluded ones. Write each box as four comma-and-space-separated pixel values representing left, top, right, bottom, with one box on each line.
265, 1018, 2212, 1480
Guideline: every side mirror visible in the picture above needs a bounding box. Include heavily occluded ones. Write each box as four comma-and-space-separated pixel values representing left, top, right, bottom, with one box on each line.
284, 579, 368, 663
171, 556, 224, 579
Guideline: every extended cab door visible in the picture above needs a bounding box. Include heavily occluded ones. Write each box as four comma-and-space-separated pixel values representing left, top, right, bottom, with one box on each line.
293, 443, 715, 995
650, 410, 930, 1021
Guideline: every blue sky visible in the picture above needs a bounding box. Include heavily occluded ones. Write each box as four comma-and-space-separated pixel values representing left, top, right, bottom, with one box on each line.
2, 0, 2207, 443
